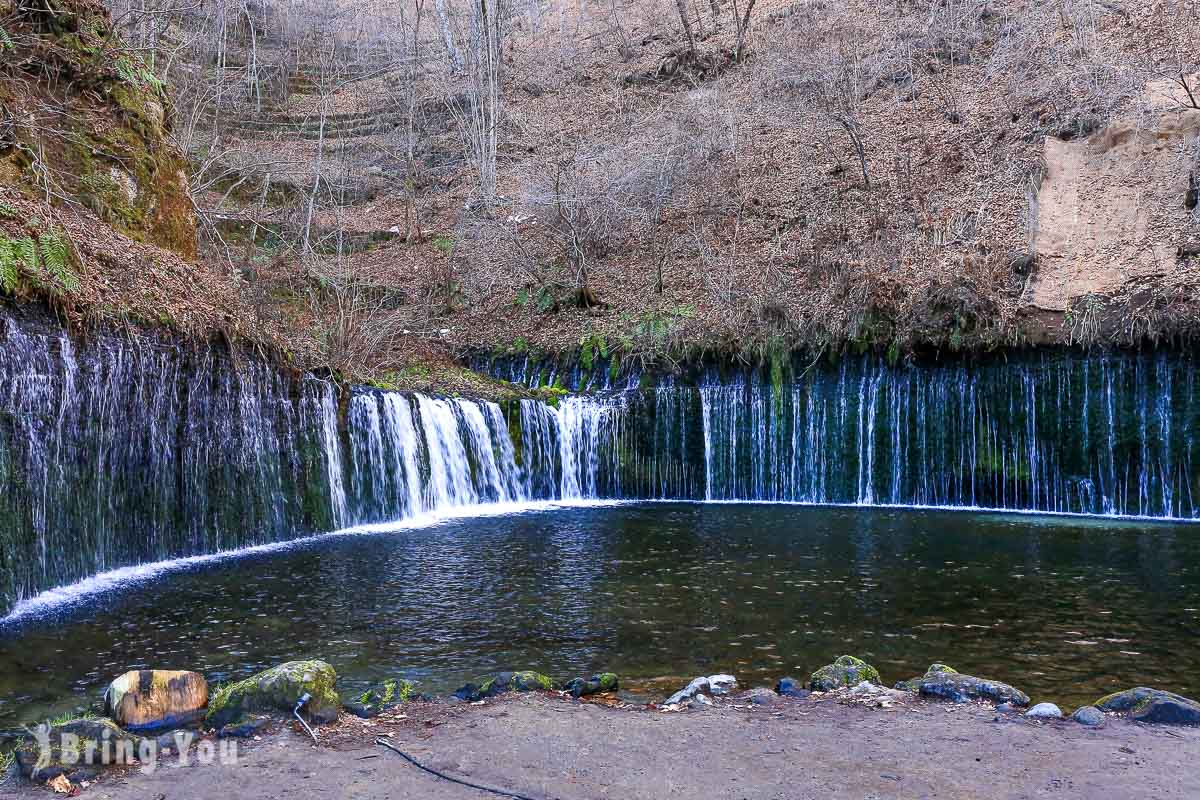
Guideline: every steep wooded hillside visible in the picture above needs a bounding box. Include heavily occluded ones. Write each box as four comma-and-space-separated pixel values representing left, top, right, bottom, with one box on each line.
4, 0, 1200, 379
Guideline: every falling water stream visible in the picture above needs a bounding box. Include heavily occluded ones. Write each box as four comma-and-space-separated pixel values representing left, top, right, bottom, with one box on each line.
1, 309, 1199, 725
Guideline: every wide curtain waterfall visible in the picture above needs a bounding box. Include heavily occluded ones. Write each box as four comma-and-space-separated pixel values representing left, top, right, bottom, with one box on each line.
2, 307, 1198, 614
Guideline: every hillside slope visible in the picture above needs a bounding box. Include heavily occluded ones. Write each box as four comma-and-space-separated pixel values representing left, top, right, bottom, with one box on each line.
3, 0, 1200, 380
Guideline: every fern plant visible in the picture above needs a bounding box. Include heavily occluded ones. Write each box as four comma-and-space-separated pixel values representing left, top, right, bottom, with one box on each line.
0, 25, 13, 53
0, 237, 19, 293
114, 56, 139, 85
38, 231, 78, 292
0, 234, 37, 294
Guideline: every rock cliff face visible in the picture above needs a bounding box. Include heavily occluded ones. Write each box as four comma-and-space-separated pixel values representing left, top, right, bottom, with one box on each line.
1, 0, 195, 257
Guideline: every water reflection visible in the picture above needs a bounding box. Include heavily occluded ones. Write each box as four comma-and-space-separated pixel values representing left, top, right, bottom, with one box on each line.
0, 503, 1196, 727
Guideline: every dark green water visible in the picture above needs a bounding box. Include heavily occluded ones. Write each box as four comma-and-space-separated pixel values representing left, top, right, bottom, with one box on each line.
1, 502, 1197, 727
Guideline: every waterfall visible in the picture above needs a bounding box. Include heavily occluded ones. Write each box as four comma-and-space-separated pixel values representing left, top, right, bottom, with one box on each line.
482, 351, 1200, 517
4, 304, 1200, 616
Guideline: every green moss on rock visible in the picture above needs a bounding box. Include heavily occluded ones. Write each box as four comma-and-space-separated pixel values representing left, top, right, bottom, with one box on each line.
564, 672, 620, 698
1094, 687, 1200, 725
455, 670, 555, 701
206, 660, 340, 728
809, 655, 881, 691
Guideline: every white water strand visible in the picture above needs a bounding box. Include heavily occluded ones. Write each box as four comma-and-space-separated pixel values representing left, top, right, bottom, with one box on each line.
415, 395, 477, 508
557, 396, 613, 499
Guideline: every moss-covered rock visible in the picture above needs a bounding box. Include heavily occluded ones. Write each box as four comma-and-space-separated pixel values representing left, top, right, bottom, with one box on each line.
103, 669, 208, 732
900, 663, 1029, 706
809, 655, 881, 691
1094, 687, 1200, 725
345, 677, 416, 718
563, 672, 619, 698
14, 718, 144, 780
894, 663, 958, 692
206, 660, 340, 728
454, 670, 554, 702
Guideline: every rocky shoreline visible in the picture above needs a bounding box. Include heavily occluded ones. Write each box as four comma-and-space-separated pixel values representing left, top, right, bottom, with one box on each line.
5, 654, 1200, 795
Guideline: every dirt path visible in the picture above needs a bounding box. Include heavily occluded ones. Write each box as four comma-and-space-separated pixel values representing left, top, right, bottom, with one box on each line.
10, 692, 1197, 800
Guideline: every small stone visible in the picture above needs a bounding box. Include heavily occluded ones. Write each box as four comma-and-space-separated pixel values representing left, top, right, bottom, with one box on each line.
664, 677, 710, 706
1025, 702, 1064, 719
996, 702, 1018, 713
690, 693, 714, 708
734, 687, 782, 706
707, 674, 738, 695
775, 677, 811, 699
1071, 706, 1106, 726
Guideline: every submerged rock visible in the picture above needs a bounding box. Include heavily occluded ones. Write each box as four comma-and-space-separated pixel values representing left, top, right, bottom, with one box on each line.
775, 677, 811, 699
1025, 702, 1063, 720
809, 656, 881, 691
205, 660, 340, 728
563, 672, 620, 698
103, 669, 208, 732
15, 719, 145, 780
453, 671, 553, 702
1094, 687, 1200, 725
897, 663, 1029, 706
1071, 705, 1106, 727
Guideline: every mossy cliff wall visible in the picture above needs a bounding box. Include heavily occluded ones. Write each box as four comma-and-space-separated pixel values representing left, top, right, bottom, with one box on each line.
0, 0, 196, 257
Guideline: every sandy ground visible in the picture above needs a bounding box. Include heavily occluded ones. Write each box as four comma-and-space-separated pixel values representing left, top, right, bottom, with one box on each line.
7, 691, 1199, 800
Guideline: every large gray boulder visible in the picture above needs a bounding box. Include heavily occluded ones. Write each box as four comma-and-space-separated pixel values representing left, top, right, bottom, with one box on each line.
1094, 687, 1200, 725
896, 663, 1030, 706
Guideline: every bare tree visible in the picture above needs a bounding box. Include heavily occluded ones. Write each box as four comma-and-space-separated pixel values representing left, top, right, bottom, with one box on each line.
443, 0, 503, 206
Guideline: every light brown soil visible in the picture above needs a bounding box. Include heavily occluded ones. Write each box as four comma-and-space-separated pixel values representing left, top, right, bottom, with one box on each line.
14, 691, 1199, 800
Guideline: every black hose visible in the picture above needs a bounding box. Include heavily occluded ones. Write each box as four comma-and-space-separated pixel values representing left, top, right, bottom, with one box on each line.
374, 737, 551, 800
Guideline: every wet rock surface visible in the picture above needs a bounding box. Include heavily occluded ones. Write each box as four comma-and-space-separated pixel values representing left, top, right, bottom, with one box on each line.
898, 663, 1030, 706
809, 656, 881, 691
776, 677, 812, 699
453, 671, 553, 702
662, 675, 739, 706
563, 672, 619, 698
1094, 687, 1200, 725
205, 660, 341, 728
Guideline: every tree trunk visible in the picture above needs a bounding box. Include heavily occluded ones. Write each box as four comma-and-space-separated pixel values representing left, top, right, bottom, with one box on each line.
673, 0, 697, 54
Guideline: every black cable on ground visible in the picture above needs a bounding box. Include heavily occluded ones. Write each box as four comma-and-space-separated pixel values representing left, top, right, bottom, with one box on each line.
375, 737, 551, 800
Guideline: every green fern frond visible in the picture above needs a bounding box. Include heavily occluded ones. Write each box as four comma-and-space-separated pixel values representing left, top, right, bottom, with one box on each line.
114, 56, 138, 85
0, 201, 17, 219
0, 25, 13, 53
38, 230, 79, 293
11, 236, 36, 270
0, 238, 19, 293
